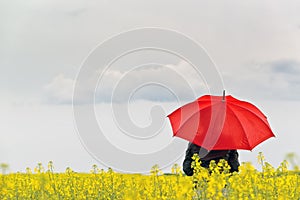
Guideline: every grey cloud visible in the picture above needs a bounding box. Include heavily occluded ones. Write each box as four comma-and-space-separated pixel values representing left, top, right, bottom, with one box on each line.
44, 61, 207, 104
268, 60, 300, 74
266, 60, 300, 88
43, 59, 300, 105
223, 59, 300, 101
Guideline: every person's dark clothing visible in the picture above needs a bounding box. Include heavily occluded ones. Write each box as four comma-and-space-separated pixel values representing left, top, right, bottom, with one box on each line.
183, 142, 240, 176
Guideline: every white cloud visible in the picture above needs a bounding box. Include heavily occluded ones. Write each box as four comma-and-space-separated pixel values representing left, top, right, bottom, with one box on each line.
45, 59, 300, 105
44, 61, 208, 104
44, 74, 75, 104
97, 60, 207, 102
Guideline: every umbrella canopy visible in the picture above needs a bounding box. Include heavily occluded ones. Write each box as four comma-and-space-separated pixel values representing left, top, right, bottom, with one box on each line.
167, 93, 275, 150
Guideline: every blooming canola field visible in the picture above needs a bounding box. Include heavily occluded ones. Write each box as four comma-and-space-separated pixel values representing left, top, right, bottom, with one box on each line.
0, 154, 300, 200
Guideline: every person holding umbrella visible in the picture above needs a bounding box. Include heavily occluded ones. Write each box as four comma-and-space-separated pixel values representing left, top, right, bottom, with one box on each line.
167, 91, 275, 176
182, 142, 240, 176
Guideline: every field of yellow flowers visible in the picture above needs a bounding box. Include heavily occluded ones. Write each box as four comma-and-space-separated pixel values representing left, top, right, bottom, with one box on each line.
1, 153, 300, 200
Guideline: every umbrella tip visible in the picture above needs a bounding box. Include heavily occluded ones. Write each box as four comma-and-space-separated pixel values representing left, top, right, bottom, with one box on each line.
222, 90, 225, 101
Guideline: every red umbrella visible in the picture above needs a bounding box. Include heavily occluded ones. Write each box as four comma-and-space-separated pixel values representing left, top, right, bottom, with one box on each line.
167, 91, 275, 150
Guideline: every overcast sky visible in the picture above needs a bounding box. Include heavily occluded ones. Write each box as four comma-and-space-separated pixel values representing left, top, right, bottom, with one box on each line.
1, 0, 300, 172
